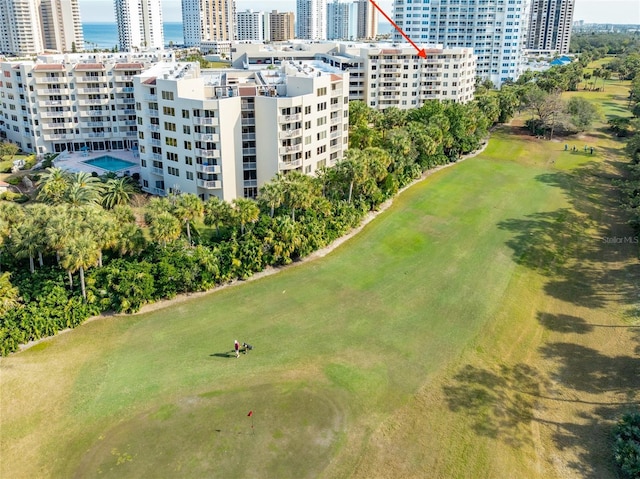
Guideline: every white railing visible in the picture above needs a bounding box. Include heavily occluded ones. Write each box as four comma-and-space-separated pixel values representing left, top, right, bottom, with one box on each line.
151, 167, 164, 176
193, 117, 218, 126
196, 149, 220, 158
279, 128, 301, 139
279, 113, 301, 122
197, 179, 222, 189
196, 164, 221, 174
195, 133, 219, 142
278, 159, 302, 170
279, 144, 302, 154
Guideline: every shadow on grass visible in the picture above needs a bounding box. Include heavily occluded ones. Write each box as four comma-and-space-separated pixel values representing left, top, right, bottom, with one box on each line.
537, 312, 594, 334
211, 351, 235, 358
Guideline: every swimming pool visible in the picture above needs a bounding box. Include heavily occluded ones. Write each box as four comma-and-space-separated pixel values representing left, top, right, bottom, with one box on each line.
83, 156, 137, 172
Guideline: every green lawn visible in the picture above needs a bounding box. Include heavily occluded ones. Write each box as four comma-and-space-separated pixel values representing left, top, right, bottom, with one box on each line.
2, 93, 638, 477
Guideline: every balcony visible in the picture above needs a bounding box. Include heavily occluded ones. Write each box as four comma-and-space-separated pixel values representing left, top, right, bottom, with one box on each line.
278, 128, 301, 139
197, 179, 222, 189
330, 130, 342, 139
330, 102, 342, 111
278, 144, 302, 154
196, 164, 221, 174
193, 117, 218, 126
44, 133, 70, 140
144, 94, 158, 101
114, 76, 136, 82
119, 98, 136, 104
241, 118, 254, 126
146, 109, 159, 117
195, 133, 219, 142
85, 121, 105, 127
150, 138, 162, 146
88, 132, 106, 138
79, 98, 110, 106
41, 88, 70, 95
330, 116, 342, 125
123, 120, 137, 126
196, 149, 220, 159
241, 133, 256, 141
125, 131, 137, 136
76, 76, 106, 83
120, 108, 136, 115
148, 124, 160, 132
278, 113, 301, 122
278, 159, 302, 170
117, 87, 135, 93
242, 148, 257, 155
330, 143, 342, 152
42, 122, 72, 129
151, 166, 164, 176
38, 99, 71, 107
78, 87, 108, 94
35, 76, 66, 84
41, 111, 73, 118
151, 153, 163, 161
242, 162, 257, 170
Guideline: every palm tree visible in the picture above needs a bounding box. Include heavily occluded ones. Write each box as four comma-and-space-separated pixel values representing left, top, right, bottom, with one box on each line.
174, 193, 204, 244
149, 211, 181, 248
0, 272, 21, 316
0, 203, 25, 272
84, 208, 117, 267
282, 172, 316, 222
145, 196, 173, 224
60, 235, 100, 300
114, 222, 146, 256
12, 204, 49, 272
258, 180, 285, 218
233, 198, 259, 235
204, 197, 233, 236
65, 172, 104, 206
44, 205, 74, 265
37, 167, 71, 205
102, 177, 136, 209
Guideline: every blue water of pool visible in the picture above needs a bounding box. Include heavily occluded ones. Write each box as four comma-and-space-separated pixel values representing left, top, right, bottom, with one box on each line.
83, 156, 136, 172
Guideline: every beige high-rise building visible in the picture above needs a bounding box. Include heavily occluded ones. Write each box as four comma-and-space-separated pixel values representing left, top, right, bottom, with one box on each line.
356, 0, 377, 40
269, 11, 294, 42
527, 0, 575, 54
182, 0, 236, 47
0, 0, 83, 56
40, 0, 84, 52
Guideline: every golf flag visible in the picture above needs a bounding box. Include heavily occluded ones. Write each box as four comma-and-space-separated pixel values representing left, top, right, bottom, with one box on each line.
247, 411, 253, 417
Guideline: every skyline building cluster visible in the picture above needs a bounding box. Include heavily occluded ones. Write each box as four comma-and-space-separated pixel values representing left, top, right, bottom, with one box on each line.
0, 0, 84, 56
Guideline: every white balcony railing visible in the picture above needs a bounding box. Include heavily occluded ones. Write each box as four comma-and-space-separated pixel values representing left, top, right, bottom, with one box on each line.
278, 159, 302, 170
197, 179, 222, 189
196, 164, 221, 174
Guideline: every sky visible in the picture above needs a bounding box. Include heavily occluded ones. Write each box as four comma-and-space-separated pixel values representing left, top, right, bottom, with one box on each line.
79, 0, 640, 25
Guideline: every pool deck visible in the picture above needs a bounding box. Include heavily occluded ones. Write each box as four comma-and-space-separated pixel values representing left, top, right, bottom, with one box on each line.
54, 150, 141, 176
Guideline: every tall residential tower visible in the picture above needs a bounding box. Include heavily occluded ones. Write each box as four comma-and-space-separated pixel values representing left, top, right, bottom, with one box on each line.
527, 0, 574, 53
182, 0, 236, 47
356, 0, 377, 40
114, 0, 164, 51
392, 0, 530, 86
269, 10, 295, 41
296, 0, 327, 40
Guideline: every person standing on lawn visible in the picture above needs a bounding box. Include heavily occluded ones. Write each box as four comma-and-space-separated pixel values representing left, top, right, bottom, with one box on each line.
234, 340, 240, 358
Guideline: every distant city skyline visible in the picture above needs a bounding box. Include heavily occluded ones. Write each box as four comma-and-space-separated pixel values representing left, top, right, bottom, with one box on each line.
79, 0, 640, 25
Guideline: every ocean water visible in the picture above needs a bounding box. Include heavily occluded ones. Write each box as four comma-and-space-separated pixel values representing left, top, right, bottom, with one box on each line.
82, 23, 184, 50
82, 22, 394, 50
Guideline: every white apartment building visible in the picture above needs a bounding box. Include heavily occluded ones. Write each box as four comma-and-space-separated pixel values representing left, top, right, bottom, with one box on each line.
296, 0, 327, 40
182, 0, 237, 47
392, 0, 530, 87
236, 9, 270, 42
134, 61, 349, 200
115, 0, 165, 52
327, 0, 358, 41
231, 42, 476, 108
0, 0, 84, 56
356, 0, 377, 40
527, 0, 574, 54
0, 51, 174, 154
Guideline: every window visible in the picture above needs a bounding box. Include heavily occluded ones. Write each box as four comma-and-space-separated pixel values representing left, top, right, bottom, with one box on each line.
317, 102, 326, 112
161, 91, 174, 100
186, 171, 194, 180
164, 121, 176, 131
182, 109, 190, 118
168, 166, 179, 176
317, 131, 327, 140
163, 106, 175, 116
183, 125, 190, 134
184, 140, 192, 150
317, 145, 326, 154
316, 116, 326, 126
166, 137, 177, 147
316, 87, 327, 96
304, 105, 311, 114
185, 156, 193, 165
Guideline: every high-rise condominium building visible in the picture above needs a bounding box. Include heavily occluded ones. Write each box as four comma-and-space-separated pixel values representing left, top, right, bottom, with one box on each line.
356, 0, 377, 40
0, 0, 84, 56
182, 0, 236, 47
236, 9, 269, 41
269, 11, 295, 41
296, 0, 327, 40
135, 61, 349, 200
392, 0, 530, 86
526, 0, 574, 54
115, 0, 164, 52
327, 0, 357, 40
0, 51, 174, 154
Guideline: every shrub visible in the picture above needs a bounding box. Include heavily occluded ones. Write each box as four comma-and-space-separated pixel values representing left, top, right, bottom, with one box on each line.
613, 412, 640, 479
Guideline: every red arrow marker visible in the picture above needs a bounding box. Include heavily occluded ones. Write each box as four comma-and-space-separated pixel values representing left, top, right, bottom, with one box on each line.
368, 0, 426, 58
